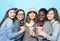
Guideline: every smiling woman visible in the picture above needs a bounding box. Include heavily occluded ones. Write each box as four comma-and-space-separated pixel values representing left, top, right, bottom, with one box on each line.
0, 0, 60, 22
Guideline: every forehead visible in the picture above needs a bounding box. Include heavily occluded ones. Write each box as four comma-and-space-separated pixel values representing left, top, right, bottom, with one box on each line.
39, 12, 46, 16
9, 10, 16, 12
18, 11, 23, 13
29, 11, 36, 14
29, 12, 36, 15
48, 10, 54, 13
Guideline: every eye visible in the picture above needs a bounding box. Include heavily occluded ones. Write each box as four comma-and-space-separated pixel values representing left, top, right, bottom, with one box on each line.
14, 12, 16, 13
50, 13, 53, 15
10, 12, 12, 14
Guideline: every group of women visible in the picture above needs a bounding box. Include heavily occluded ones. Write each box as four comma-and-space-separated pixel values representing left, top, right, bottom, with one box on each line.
0, 7, 60, 41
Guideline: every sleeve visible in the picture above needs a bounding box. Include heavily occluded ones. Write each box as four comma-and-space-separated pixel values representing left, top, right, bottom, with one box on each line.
13, 21, 20, 32
43, 21, 52, 34
44, 21, 60, 41
6, 20, 20, 40
13, 21, 24, 40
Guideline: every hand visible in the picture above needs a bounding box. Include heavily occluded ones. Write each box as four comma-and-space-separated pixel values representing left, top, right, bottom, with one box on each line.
32, 31, 36, 37
37, 27, 43, 35
19, 26, 25, 33
29, 27, 36, 36
36, 22, 40, 27
38, 31, 46, 36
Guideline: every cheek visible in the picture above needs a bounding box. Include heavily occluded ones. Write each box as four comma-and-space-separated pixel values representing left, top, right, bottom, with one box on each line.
47, 14, 50, 18
19, 15, 24, 19
29, 13, 36, 19
40, 16, 45, 18
33, 14, 36, 17
49, 14, 54, 18
13, 13, 16, 16
20, 16, 24, 19
8, 13, 12, 17
29, 14, 32, 17
47, 14, 54, 20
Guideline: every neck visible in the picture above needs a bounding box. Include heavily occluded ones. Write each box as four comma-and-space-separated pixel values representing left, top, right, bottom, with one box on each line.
30, 20, 34, 22
50, 19, 55, 23
26, 20, 35, 27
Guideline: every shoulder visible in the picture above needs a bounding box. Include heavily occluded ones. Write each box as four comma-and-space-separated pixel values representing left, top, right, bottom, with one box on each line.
5, 18, 13, 25
45, 21, 50, 24
53, 21, 60, 29
1, 18, 13, 26
6, 18, 13, 22
14, 20, 20, 25
14, 20, 20, 23
53, 21, 60, 25
44, 21, 51, 26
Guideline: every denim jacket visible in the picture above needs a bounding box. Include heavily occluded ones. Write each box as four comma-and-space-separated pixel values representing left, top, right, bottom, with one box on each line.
0, 18, 20, 41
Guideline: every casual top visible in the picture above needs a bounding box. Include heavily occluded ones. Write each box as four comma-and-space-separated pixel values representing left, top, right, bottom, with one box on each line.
57, 23, 60, 41
0, 18, 20, 41
38, 21, 53, 41
23, 23, 37, 41
44, 21, 60, 41
43, 21, 53, 35
13, 19, 24, 41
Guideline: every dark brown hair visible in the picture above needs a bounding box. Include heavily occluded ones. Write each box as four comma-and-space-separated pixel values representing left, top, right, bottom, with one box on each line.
38, 8, 48, 21
16, 9, 25, 21
26, 11, 37, 23
37, 8, 48, 26
0, 8, 17, 27
48, 8, 60, 23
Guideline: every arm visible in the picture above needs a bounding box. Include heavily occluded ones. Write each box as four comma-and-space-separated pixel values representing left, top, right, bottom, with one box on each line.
13, 21, 20, 32
6, 20, 20, 40
44, 21, 60, 41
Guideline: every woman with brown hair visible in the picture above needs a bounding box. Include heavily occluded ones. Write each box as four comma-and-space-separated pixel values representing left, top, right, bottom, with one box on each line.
0, 8, 25, 41
38, 8, 60, 41
23, 7, 38, 41
13, 9, 25, 41
37, 8, 53, 41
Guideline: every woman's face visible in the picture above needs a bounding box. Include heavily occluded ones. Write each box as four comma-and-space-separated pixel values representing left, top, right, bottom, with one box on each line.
39, 11, 46, 20
47, 10, 54, 20
29, 12, 36, 20
8, 10, 16, 19
16, 11, 24, 20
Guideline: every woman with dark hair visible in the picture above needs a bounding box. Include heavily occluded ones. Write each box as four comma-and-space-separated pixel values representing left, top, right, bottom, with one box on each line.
38, 8, 60, 41
37, 8, 53, 41
13, 9, 25, 41
0, 8, 25, 41
23, 7, 38, 41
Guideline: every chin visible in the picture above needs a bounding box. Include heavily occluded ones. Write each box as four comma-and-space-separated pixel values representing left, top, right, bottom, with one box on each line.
11, 17, 15, 19
32, 18, 34, 20
48, 18, 51, 20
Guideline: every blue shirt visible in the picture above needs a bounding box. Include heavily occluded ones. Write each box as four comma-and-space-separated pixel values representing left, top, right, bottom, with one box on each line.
0, 18, 20, 41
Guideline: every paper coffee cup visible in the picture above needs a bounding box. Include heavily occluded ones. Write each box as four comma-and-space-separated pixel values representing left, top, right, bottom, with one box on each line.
37, 27, 42, 32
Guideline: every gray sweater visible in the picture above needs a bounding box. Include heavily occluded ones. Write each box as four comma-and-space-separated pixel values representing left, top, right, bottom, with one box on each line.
44, 21, 60, 41
13, 19, 24, 41
23, 23, 37, 41
38, 21, 53, 41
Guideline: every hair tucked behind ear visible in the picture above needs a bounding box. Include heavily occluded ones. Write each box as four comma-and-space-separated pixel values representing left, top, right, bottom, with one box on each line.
16, 9, 25, 21
48, 8, 60, 23
0, 8, 17, 27
26, 11, 38, 23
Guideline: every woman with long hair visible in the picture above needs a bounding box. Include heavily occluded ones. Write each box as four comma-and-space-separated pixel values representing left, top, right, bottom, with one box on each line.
38, 8, 60, 41
0, 8, 25, 41
37, 8, 53, 41
13, 9, 25, 41
23, 7, 38, 41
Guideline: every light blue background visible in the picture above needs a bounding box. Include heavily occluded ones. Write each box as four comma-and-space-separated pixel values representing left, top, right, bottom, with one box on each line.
0, 0, 60, 22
